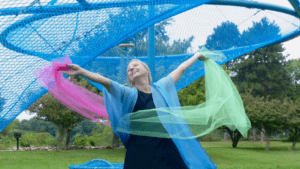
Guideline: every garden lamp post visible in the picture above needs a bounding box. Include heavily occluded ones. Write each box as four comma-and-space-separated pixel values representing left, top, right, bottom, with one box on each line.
119, 43, 135, 86
14, 132, 21, 150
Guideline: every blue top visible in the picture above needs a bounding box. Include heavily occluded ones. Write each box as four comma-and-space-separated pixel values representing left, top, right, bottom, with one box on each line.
123, 90, 188, 169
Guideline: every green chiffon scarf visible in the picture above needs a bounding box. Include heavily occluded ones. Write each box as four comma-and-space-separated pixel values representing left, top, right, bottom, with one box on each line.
115, 47, 252, 139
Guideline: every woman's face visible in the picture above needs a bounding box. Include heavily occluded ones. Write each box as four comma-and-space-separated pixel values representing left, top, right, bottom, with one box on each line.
127, 61, 148, 84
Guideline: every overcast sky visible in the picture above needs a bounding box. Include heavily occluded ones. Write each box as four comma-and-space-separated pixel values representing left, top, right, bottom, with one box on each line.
15, 0, 300, 122
248, 0, 300, 62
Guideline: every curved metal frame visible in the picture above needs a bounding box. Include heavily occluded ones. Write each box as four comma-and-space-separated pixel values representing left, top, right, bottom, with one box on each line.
288, 0, 300, 18
0, 0, 299, 57
0, 0, 298, 17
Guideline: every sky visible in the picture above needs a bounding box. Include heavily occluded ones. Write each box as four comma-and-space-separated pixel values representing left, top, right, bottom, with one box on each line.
248, 0, 300, 62
15, 0, 300, 122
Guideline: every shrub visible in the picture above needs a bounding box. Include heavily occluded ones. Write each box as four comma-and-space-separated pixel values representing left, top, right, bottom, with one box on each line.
48, 137, 57, 147
20, 132, 36, 147
88, 136, 97, 146
35, 133, 53, 147
0, 134, 13, 150
73, 134, 89, 146
98, 127, 113, 146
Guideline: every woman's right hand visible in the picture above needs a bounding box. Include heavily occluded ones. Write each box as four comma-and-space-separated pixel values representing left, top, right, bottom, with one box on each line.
60, 64, 82, 76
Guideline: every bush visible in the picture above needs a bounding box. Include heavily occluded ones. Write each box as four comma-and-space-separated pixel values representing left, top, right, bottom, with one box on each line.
36, 133, 53, 147
48, 136, 57, 147
90, 126, 113, 146
98, 127, 113, 146
73, 134, 89, 146
88, 136, 97, 146
20, 133, 36, 147
0, 134, 13, 150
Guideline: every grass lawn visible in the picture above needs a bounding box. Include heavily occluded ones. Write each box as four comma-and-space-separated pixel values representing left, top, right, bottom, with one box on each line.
0, 141, 299, 169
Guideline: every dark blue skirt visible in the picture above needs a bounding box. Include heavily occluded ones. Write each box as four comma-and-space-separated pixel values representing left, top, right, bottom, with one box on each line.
123, 134, 188, 169
123, 90, 188, 169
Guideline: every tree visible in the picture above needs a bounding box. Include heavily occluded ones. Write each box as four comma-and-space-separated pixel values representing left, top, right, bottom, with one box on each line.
203, 16, 297, 149
221, 17, 282, 73
287, 58, 300, 82
278, 97, 300, 150
204, 21, 242, 71
284, 58, 300, 102
231, 43, 292, 101
205, 21, 241, 51
27, 117, 48, 132
240, 17, 281, 47
226, 18, 294, 150
229, 45, 296, 150
19, 119, 31, 131
26, 72, 113, 149
26, 87, 86, 150
0, 119, 20, 138
241, 87, 300, 151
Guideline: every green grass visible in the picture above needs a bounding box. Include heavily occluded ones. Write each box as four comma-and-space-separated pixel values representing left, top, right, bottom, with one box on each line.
0, 141, 299, 169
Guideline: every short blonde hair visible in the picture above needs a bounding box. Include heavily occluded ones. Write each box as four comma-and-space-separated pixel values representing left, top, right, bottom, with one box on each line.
127, 59, 152, 88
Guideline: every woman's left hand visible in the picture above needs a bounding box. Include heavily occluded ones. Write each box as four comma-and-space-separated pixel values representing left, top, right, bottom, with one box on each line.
196, 52, 209, 61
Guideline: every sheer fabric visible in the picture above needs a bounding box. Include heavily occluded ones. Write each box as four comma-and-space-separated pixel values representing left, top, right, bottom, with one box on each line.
34, 56, 110, 126
35, 48, 251, 168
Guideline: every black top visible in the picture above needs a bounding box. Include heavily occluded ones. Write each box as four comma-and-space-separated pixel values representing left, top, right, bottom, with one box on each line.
123, 90, 188, 169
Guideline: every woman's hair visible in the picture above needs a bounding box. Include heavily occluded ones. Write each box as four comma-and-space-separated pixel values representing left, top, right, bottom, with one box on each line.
127, 59, 152, 88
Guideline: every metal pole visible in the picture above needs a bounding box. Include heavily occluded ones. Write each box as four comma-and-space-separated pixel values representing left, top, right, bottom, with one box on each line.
14, 132, 21, 151
17, 138, 19, 150
148, 5, 155, 83
121, 54, 124, 85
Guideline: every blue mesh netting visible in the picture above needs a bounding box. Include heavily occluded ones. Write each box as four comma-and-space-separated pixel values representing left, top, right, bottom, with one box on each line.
1, 0, 300, 132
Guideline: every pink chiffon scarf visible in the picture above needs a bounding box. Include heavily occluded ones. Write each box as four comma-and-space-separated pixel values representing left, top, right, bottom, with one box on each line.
33, 56, 111, 126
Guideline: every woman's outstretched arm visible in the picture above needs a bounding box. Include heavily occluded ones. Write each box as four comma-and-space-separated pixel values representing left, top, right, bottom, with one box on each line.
181, 52, 208, 70
80, 69, 111, 93
169, 52, 208, 84
61, 64, 111, 93
169, 65, 185, 85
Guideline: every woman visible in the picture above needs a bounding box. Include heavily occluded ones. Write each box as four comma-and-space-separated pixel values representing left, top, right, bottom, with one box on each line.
62, 52, 210, 169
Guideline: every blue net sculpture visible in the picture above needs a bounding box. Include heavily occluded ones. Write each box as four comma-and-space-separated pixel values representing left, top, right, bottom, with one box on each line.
1, 0, 300, 138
